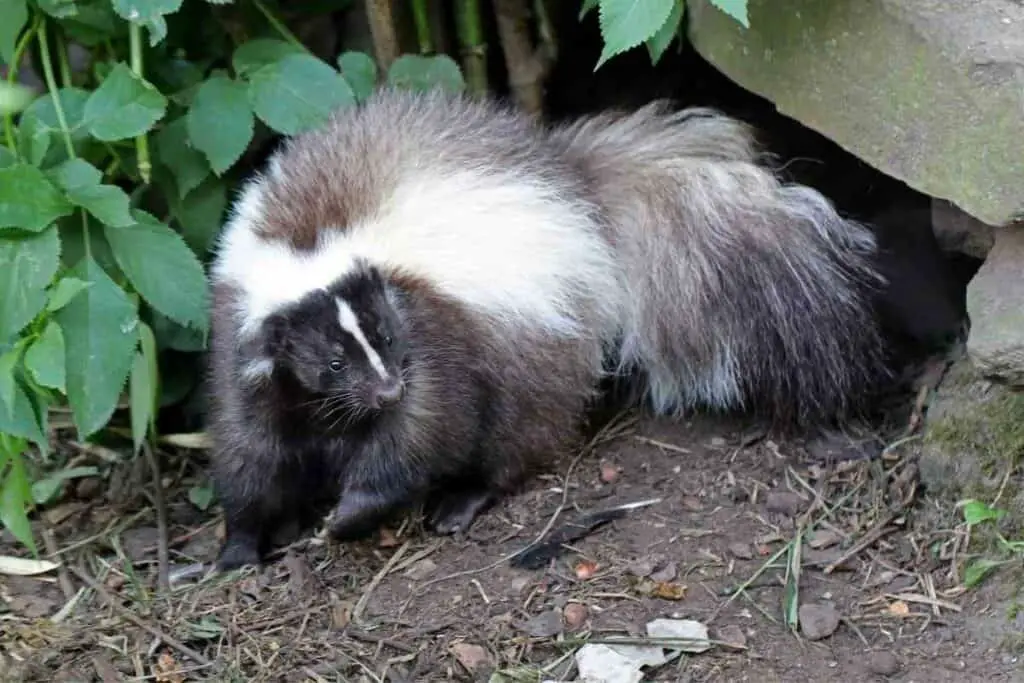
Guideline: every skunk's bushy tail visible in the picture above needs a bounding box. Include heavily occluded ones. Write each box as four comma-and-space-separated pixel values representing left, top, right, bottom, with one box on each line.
550, 102, 893, 428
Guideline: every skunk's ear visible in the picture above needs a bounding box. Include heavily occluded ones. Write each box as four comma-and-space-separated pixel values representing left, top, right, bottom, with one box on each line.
261, 313, 291, 358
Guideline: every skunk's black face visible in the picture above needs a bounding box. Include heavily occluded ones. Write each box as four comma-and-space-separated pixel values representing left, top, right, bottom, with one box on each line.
262, 265, 409, 420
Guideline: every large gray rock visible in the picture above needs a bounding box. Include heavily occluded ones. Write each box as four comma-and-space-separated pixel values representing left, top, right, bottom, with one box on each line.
686, 0, 1024, 228
966, 224, 1024, 386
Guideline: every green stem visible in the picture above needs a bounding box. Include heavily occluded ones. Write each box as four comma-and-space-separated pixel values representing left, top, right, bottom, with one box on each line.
251, 0, 309, 51
410, 0, 433, 54
56, 30, 72, 88
3, 16, 43, 157
454, 0, 488, 95
36, 21, 74, 159
129, 24, 151, 185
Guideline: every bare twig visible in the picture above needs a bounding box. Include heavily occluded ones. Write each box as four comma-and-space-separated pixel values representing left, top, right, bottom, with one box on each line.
366, 0, 400, 70
352, 540, 412, 623
142, 442, 170, 594
491, 0, 555, 115
67, 564, 211, 666
41, 527, 75, 600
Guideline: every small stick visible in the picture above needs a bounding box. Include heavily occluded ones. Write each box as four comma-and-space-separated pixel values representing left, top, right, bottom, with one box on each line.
352, 540, 412, 623
67, 564, 211, 666
366, 0, 400, 70
41, 527, 75, 600
345, 628, 418, 654
142, 442, 170, 594
822, 515, 897, 574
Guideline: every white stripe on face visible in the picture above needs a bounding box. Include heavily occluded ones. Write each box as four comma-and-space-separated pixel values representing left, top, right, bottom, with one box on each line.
335, 297, 390, 380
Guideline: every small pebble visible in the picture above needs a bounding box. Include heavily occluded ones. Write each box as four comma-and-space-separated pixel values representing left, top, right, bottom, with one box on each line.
563, 603, 588, 630
450, 643, 490, 673
710, 436, 727, 447
650, 561, 678, 582
519, 610, 563, 638
868, 651, 900, 676
765, 491, 804, 516
728, 542, 754, 560
798, 602, 841, 641
716, 624, 747, 649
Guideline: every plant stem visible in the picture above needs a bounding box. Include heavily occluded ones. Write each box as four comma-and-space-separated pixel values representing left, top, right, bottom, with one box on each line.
365, 0, 400, 71
56, 30, 72, 88
129, 24, 151, 185
4, 16, 43, 157
454, 0, 488, 95
251, 0, 308, 51
410, 0, 433, 54
36, 21, 74, 159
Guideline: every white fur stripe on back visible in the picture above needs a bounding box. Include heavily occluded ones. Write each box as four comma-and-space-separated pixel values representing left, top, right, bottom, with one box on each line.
335, 297, 389, 380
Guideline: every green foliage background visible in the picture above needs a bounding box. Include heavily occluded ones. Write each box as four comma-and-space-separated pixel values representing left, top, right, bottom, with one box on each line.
0, 0, 749, 554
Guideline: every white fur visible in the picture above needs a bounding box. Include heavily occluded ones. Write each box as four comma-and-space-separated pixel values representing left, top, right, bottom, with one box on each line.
335, 297, 388, 379
211, 167, 624, 341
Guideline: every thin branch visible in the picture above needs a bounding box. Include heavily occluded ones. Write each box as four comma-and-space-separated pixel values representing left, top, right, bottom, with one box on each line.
491, 0, 554, 115
366, 0, 401, 71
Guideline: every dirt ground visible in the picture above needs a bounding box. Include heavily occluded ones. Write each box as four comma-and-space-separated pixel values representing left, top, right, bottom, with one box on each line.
2, 397, 1023, 682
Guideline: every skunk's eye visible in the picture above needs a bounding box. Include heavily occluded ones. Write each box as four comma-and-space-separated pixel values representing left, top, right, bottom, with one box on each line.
328, 360, 343, 372
383, 335, 393, 347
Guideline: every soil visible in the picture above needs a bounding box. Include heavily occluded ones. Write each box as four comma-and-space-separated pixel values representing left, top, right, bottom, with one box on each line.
2, 401, 1022, 682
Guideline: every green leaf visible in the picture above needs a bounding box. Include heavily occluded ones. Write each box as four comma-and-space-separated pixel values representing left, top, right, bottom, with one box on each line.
60, 0, 120, 47
48, 159, 134, 227
111, 0, 183, 46
154, 117, 209, 199
0, 145, 15, 169
646, 0, 684, 64
36, 0, 77, 18
104, 210, 209, 332
84, 63, 168, 141
579, 0, 599, 20
54, 255, 140, 438
128, 321, 157, 454
596, 0, 676, 69
962, 499, 1007, 526
708, 0, 749, 28
232, 38, 304, 79
963, 557, 1006, 589
17, 87, 92, 168
248, 53, 356, 135
24, 320, 65, 392
386, 54, 466, 93
46, 276, 91, 312
0, 163, 74, 232
31, 465, 98, 505
337, 51, 377, 102
0, 379, 45, 445
0, 0, 28, 65
0, 346, 18, 416
167, 175, 226, 254
188, 483, 214, 511
0, 227, 62, 340
0, 444, 36, 555
187, 75, 254, 175
0, 81, 35, 116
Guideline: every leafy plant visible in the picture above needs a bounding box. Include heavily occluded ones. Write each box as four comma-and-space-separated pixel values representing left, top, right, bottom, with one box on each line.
0, 0, 755, 555
960, 499, 1024, 588
0, 0, 467, 555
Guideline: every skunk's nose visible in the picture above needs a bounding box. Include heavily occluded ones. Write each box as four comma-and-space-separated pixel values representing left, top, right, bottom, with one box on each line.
372, 378, 405, 408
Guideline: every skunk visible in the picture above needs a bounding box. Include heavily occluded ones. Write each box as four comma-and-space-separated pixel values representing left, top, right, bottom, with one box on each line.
206, 87, 899, 569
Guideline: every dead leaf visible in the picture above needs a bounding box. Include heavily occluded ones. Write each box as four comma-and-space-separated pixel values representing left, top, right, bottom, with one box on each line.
450, 642, 490, 673
574, 559, 598, 580
888, 600, 910, 616
378, 527, 399, 548
563, 602, 588, 630
0, 556, 59, 576
635, 579, 688, 600
92, 656, 123, 683
600, 462, 621, 484
650, 561, 678, 583
154, 651, 184, 683
331, 599, 353, 629
807, 529, 843, 550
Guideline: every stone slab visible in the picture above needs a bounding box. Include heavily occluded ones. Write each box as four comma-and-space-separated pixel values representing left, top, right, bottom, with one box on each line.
686, 0, 1024, 227
965, 223, 1024, 386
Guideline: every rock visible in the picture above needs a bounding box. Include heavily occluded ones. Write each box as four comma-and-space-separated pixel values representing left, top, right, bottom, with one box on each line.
868, 651, 900, 676
765, 491, 804, 517
798, 602, 841, 640
716, 624, 747, 649
650, 561, 678, 582
563, 602, 589, 630
931, 199, 996, 259
966, 225, 1024, 387
518, 610, 563, 638
686, 0, 1024, 227
728, 542, 754, 560
450, 643, 491, 674
919, 357, 1024, 519
404, 558, 438, 581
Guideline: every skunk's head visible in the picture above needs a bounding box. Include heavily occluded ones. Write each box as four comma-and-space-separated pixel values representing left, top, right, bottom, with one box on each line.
261, 263, 409, 419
